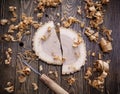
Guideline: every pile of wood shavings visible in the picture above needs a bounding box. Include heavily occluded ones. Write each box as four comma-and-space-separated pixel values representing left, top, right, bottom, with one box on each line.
84, 0, 112, 92
84, 60, 110, 92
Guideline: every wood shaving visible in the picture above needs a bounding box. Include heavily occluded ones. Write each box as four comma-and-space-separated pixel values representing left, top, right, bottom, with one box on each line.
17, 66, 31, 76
102, 27, 113, 41
85, 27, 99, 42
4, 86, 14, 93
84, 67, 92, 79
94, 60, 109, 72
39, 65, 43, 71
3, 34, 16, 41
0, 19, 8, 25
9, 6, 17, 22
32, 83, 38, 91
98, 53, 102, 59
23, 66, 31, 75
63, 17, 80, 28
48, 70, 58, 78
77, 6, 82, 15
80, 22, 85, 28
67, 77, 76, 85
2, 13, 41, 42
4, 82, 14, 93
8, 24, 16, 33
24, 31, 31, 35
100, 38, 112, 52
91, 52, 96, 57
5, 48, 12, 64
101, 0, 110, 4
37, 13, 43, 18
9, 6, 16, 12
18, 75, 26, 83
56, 13, 60, 17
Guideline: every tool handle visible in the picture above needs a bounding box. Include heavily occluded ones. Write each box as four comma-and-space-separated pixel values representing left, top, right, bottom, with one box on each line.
40, 74, 69, 94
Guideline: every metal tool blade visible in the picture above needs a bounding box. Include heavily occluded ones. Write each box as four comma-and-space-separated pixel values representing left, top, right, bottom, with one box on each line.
22, 61, 41, 76
17, 55, 41, 76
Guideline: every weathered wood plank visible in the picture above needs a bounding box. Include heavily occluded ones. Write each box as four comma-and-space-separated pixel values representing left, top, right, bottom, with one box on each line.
103, 0, 120, 94
0, 0, 120, 94
0, 0, 19, 94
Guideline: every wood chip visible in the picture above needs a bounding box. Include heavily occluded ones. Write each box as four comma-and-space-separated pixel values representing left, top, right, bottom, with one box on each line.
32, 83, 38, 91
67, 77, 76, 85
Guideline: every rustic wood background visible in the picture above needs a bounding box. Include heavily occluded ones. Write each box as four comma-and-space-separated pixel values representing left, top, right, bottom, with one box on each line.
0, 0, 120, 94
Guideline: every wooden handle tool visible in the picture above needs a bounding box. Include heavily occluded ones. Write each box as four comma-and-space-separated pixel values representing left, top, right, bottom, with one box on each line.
40, 74, 69, 94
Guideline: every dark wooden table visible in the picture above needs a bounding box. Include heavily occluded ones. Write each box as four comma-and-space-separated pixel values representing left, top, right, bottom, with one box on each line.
0, 0, 120, 94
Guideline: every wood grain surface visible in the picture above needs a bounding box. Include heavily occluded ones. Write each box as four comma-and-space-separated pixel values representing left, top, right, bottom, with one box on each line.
0, 0, 120, 94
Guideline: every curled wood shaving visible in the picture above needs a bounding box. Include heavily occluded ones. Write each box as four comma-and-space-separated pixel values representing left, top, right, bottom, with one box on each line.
77, 6, 82, 15
37, 13, 43, 18
4, 34, 16, 42
101, 0, 110, 4
91, 52, 96, 57
9, 6, 17, 22
84, 67, 92, 79
80, 22, 85, 28
22, 66, 31, 75
102, 27, 113, 41
94, 60, 109, 72
18, 75, 26, 83
32, 83, 38, 91
90, 78, 104, 92
4, 82, 14, 93
18, 66, 31, 76
9, 6, 16, 12
5, 48, 12, 64
85, 27, 99, 42
0, 19, 8, 25
4, 86, 14, 93
100, 38, 112, 52
67, 77, 76, 85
